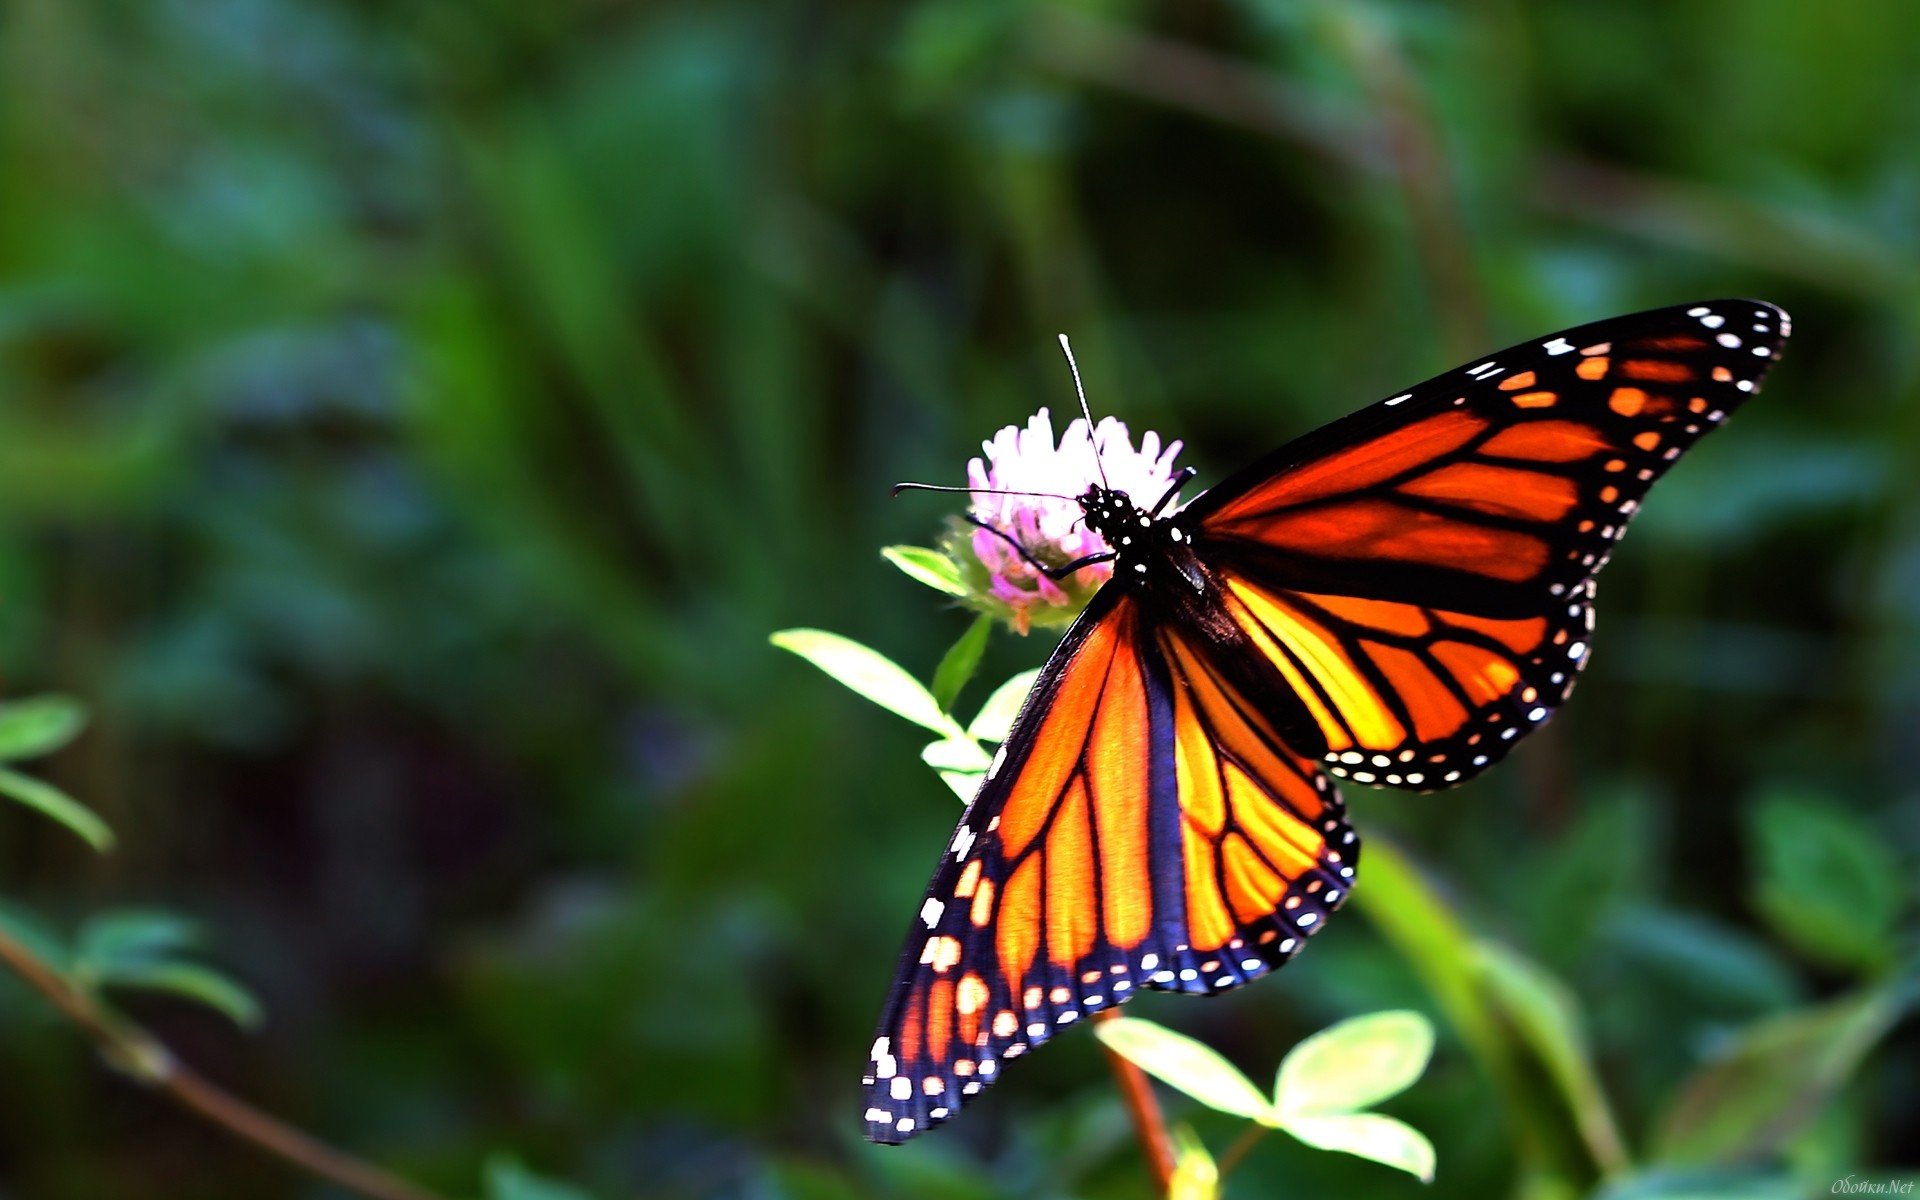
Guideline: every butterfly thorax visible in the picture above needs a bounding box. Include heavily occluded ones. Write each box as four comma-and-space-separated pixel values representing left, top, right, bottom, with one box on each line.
1078, 485, 1207, 596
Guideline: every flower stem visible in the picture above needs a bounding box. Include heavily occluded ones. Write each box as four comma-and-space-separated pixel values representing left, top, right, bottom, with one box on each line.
0, 922, 452, 1200
1090, 1008, 1175, 1191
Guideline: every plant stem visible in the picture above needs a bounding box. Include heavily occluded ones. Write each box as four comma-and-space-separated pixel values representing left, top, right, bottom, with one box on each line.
1215, 1122, 1269, 1179
1091, 1008, 1175, 1191
1334, 12, 1491, 359
0, 923, 452, 1200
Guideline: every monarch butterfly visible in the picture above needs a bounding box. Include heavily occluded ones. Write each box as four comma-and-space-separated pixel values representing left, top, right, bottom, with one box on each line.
862, 300, 1789, 1143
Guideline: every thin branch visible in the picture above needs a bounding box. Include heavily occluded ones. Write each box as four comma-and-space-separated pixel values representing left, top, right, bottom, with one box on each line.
0, 923, 453, 1200
1091, 1008, 1176, 1192
1032, 9, 1387, 174
1032, 12, 1906, 301
1532, 156, 1908, 299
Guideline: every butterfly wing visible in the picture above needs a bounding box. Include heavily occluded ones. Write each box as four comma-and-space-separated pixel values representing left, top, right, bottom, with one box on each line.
862, 590, 1355, 1143
1179, 299, 1789, 785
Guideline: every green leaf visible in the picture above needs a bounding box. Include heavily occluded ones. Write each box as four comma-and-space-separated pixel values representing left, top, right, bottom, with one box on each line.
0, 696, 88, 761
882, 545, 968, 597
1274, 1010, 1434, 1116
1091, 1016, 1272, 1121
485, 1155, 599, 1200
1649, 985, 1906, 1165
1476, 941, 1630, 1175
1605, 906, 1801, 1017
0, 766, 114, 852
763, 1159, 865, 1200
770, 629, 963, 738
72, 912, 262, 1028
97, 963, 264, 1029
1594, 1168, 1807, 1200
76, 911, 202, 974
1278, 1112, 1436, 1182
921, 738, 992, 773
1519, 788, 1652, 968
1747, 793, 1903, 974
0, 902, 71, 972
931, 615, 992, 711
858, 1136, 1002, 1200
967, 669, 1040, 742
1169, 1124, 1220, 1200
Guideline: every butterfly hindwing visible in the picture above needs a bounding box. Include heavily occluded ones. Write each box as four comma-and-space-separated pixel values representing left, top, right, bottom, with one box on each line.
1206, 572, 1593, 788
862, 593, 1356, 1143
1146, 626, 1357, 993
1184, 299, 1788, 785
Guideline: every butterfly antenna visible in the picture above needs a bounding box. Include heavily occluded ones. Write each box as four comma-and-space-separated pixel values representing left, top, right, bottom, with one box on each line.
892, 482, 1077, 501
1057, 334, 1110, 491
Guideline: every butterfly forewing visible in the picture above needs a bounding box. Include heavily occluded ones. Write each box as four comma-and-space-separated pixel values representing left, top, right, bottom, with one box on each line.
1186, 299, 1788, 785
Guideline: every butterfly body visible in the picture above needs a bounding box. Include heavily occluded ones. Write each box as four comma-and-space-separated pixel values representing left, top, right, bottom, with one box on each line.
863, 301, 1789, 1144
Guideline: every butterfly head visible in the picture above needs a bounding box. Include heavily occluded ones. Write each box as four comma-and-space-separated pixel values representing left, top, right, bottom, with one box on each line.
1075, 484, 1139, 539
1078, 484, 1204, 593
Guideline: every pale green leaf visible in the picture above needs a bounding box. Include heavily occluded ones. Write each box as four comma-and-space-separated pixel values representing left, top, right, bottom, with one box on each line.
1275, 1010, 1434, 1116
1280, 1112, 1436, 1181
882, 545, 969, 597
922, 738, 992, 773
98, 962, 264, 1029
770, 629, 962, 737
0, 766, 114, 851
932, 615, 992, 711
967, 669, 1040, 742
1092, 1016, 1271, 1121
1169, 1124, 1220, 1200
937, 771, 983, 802
0, 696, 88, 761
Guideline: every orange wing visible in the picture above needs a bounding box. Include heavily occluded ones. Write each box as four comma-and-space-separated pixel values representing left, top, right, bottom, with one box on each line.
1180, 299, 1789, 784
862, 593, 1355, 1143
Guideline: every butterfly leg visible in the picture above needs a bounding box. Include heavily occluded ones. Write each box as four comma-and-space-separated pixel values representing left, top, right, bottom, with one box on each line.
1150, 467, 1197, 517
964, 514, 1116, 580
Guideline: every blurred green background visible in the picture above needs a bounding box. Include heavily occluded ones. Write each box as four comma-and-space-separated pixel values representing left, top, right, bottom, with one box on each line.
1, 0, 1916, 1197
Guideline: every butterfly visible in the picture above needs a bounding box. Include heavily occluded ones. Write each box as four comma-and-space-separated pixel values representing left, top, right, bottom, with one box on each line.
861, 300, 1789, 1143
